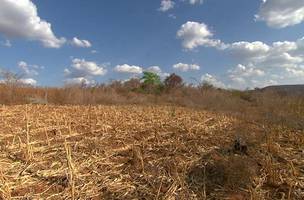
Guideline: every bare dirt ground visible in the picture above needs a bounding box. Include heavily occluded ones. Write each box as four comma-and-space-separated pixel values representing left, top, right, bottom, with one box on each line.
0, 105, 303, 199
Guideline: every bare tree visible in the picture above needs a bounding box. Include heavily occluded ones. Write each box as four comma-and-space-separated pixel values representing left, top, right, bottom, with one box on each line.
0, 69, 24, 86
164, 73, 183, 91
0, 69, 24, 103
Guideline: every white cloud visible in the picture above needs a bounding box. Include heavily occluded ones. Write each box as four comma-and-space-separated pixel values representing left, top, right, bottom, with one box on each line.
173, 63, 200, 71
159, 0, 175, 12
114, 64, 169, 78
1, 39, 11, 47
230, 64, 265, 78
227, 41, 303, 67
65, 58, 107, 77
177, 21, 223, 50
286, 67, 304, 77
146, 66, 162, 74
272, 41, 298, 52
18, 61, 39, 76
146, 66, 169, 78
201, 73, 225, 88
224, 38, 304, 89
0, 61, 41, 85
189, 0, 203, 5
91, 50, 98, 54
227, 64, 265, 88
0, 0, 66, 48
64, 77, 94, 85
71, 37, 92, 48
177, 21, 304, 89
226, 41, 270, 59
18, 61, 27, 68
168, 14, 177, 19
19, 78, 37, 85
114, 64, 143, 74
256, 0, 304, 28
64, 58, 107, 85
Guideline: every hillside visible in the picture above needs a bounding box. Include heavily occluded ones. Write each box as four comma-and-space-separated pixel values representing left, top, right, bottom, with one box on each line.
261, 85, 304, 96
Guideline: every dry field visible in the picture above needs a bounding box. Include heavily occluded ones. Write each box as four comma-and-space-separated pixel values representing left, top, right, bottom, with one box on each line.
0, 105, 303, 199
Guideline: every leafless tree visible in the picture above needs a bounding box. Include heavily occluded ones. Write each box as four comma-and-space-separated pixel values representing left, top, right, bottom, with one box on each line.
0, 69, 24, 86
0, 69, 24, 103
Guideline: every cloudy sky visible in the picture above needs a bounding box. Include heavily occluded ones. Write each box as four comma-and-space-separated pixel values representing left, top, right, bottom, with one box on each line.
0, 0, 303, 89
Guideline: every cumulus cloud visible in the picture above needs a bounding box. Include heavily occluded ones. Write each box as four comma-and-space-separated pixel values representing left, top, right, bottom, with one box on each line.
114, 64, 169, 78
15, 61, 43, 85
0, 0, 66, 48
146, 66, 170, 78
0, 61, 41, 85
64, 77, 94, 85
285, 67, 304, 77
178, 21, 304, 89
227, 40, 303, 67
159, 0, 175, 12
201, 73, 226, 88
177, 21, 223, 50
1, 39, 11, 47
188, 0, 203, 5
18, 61, 40, 76
19, 78, 37, 85
226, 41, 270, 59
229, 64, 265, 78
272, 41, 298, 52
227, 40, 304, 89
173, 63, 200, 71
225, 38, 304, 89
227, 64, 265, 87
67, 58, 107, 76
71, 37, 92, 48
0, 74, 38, 86
255, 0, 304, 28
64, 58, 107, 85
146, 66, 162, 74
114, 64, 143, 74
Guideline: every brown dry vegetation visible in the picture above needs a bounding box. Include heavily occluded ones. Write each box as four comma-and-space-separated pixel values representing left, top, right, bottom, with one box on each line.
0, 83, 303, 199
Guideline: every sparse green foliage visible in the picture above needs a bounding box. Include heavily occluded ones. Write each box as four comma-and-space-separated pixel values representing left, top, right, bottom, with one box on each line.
141, 71, 161, 86
140, 71, 163, 94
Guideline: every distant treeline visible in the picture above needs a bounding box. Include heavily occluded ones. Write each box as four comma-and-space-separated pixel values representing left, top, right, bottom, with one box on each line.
1, 70, 304, 127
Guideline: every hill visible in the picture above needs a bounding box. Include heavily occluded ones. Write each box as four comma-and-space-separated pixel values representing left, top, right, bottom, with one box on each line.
261, 84, 304, 96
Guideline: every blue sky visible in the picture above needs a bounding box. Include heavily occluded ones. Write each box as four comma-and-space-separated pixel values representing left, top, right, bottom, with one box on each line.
0, 0, 304, 89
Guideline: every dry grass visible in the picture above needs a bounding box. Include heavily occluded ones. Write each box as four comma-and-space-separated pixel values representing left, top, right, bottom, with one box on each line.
0, 105, 303, 199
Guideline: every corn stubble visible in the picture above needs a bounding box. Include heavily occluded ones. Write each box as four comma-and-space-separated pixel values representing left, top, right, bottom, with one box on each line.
0, 105, 303, 199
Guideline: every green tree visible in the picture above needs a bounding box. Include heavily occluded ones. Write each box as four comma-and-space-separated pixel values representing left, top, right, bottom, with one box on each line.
141, 72, 161, 85
140, 72, 163, 94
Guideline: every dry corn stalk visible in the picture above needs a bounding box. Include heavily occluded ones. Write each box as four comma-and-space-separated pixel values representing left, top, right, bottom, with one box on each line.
44, 127, 50, 146
0, 169, 11, 200
25, 105, 33, 162
0, 105, 302, 199
263, 155, 281, 186
64, 139, 76, 200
